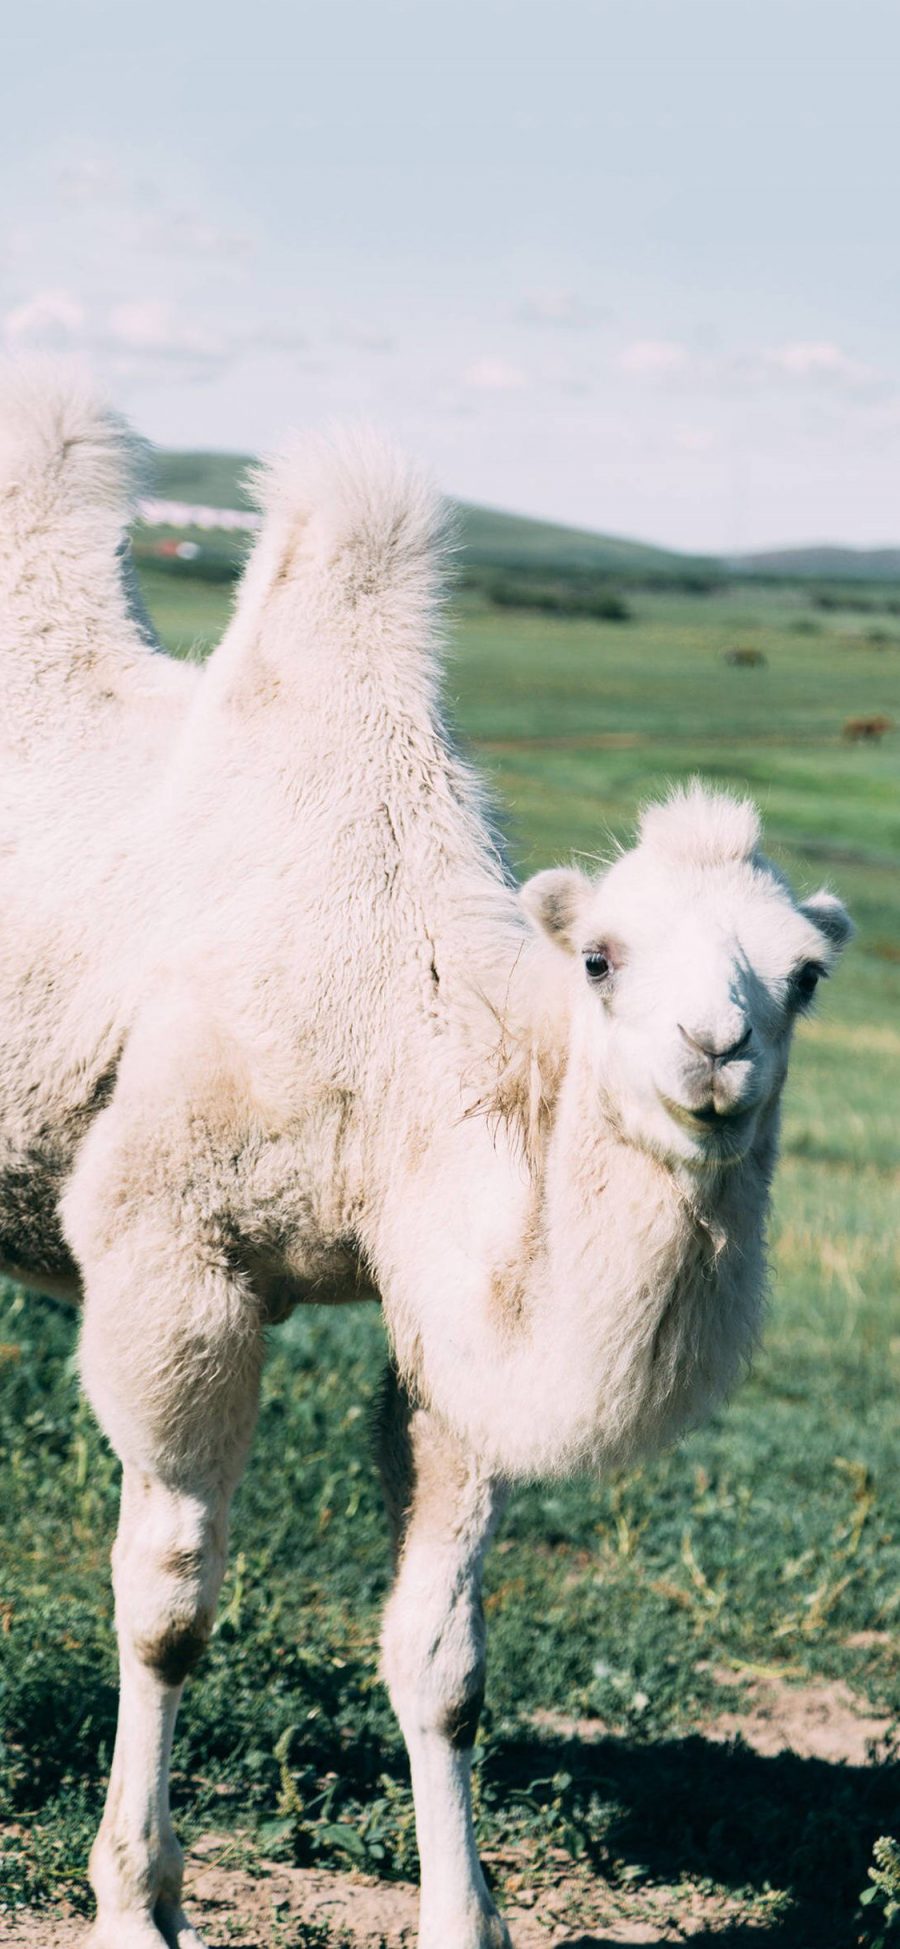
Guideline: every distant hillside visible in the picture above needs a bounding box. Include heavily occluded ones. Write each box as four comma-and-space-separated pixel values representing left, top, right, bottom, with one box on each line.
150, 449, 900, 586
454, 502, 712, 579
152, 449, 257, 510
150, 448, 716, 583
734, 545, 900, 582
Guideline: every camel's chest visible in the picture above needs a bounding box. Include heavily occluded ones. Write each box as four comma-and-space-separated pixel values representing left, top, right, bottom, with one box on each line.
220, 1098, 379, 1321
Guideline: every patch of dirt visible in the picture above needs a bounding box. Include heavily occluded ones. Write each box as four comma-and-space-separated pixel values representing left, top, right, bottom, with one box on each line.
701, 1666, 895, 1764
0, 1854, 767, 1948
844, 1628, 894, 1652
534, 1668, 896, 1767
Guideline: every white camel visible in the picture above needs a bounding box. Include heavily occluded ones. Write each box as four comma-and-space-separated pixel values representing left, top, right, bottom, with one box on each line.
0, 367, 851, 1949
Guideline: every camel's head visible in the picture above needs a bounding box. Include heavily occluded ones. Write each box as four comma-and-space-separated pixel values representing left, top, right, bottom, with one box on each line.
521, 785, 852, 1171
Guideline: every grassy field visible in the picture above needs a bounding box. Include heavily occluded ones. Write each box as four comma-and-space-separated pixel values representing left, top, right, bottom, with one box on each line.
1, 552, 898, 1945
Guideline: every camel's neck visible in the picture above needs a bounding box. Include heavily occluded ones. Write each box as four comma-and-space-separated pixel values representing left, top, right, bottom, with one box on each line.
382, 982, 775, 1481
529, 1056, 774, 1469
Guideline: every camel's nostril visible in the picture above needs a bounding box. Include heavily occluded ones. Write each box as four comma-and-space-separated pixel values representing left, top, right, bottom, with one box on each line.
678, 1022, 752, 1065
719, 1025, 753, 1064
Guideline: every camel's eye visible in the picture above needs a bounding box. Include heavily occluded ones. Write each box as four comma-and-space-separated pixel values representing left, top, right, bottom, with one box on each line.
794, 960, 825, 1006
584, 949, 611, 983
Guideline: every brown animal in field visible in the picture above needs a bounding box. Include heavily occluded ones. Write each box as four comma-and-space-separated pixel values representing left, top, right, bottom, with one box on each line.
843, 714, 894, 742
724, 646, 767, 667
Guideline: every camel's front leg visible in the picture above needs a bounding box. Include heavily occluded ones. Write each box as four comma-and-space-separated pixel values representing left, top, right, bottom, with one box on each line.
377, 1368, 511, 1949
86, 1467, 246, 1949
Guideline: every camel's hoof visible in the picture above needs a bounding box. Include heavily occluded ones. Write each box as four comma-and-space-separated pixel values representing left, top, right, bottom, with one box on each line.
483, 1918, 514, 1949
86, 1905, 208, 1949
155, 1902, 210, 1949
86, 1922, 168, 1949
418, 1907, 513, 1949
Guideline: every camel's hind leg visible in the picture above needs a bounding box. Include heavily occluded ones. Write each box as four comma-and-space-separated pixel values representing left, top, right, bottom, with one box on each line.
72, 1204, 263, 1948
376, 1367, 511, 1949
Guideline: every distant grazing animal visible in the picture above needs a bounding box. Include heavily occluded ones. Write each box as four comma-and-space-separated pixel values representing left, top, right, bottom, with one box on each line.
723, 645, 767, 667
843, 713, 894, 741
0, 367, 852, 1949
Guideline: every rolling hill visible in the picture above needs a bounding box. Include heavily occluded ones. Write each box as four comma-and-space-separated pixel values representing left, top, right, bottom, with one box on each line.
733, 545, 900, 581
149, 448, 715, 582
150, 448, 900, 585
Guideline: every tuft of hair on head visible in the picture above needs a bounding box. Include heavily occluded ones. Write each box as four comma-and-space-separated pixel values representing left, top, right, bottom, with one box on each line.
637, 782, 762, 869
0, 357, 143, 530
247, 422, 451, 605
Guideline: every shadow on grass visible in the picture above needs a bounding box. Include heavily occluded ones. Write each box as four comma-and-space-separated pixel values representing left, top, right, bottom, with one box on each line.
485, 1727, 899, 1949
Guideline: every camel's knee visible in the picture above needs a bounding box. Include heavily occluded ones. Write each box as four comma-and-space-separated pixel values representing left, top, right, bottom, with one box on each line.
118, 1571, 216, 1689
384, 1659, 487, 1756
137, 1615, 210, 1689
381, 1577, 487, 1752
112, 1480, 227, 1688
376, 1379, 503, 1755
438, 1671, 486, 1753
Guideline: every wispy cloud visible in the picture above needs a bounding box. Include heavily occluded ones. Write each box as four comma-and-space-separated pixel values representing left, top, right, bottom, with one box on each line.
609, 335, 889, 407
42, 157, 258, 272
618, 339, 689, 376
107, 299, 224, 362
137, 210, 255, 263
335, 324, 395, 354
2, 287, 287, 385
5, 288, 86, 344
463, 357, 528, 391
673, 424, 716, 453
5, 288, 218, 371
764, 340, 880, 389
519, 289, 600, 329
56, 158, 125, 205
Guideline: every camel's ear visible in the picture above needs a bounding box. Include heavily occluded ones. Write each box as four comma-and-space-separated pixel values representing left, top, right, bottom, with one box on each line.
800, 890, 854, 955
520, 867, 588, 954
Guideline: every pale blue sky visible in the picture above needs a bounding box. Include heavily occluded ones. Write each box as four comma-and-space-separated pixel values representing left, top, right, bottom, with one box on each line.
3, 0, 899, 548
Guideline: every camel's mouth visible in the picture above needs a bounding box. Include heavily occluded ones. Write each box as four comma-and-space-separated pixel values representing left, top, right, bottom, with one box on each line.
658, 1092, 754, 1138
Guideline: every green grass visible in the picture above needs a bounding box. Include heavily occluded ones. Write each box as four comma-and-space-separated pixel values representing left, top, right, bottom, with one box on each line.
1, 564, 898, 1945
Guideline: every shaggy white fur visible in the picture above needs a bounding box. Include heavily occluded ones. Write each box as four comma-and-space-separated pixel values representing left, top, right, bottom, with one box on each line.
0, 367, 852, 1949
